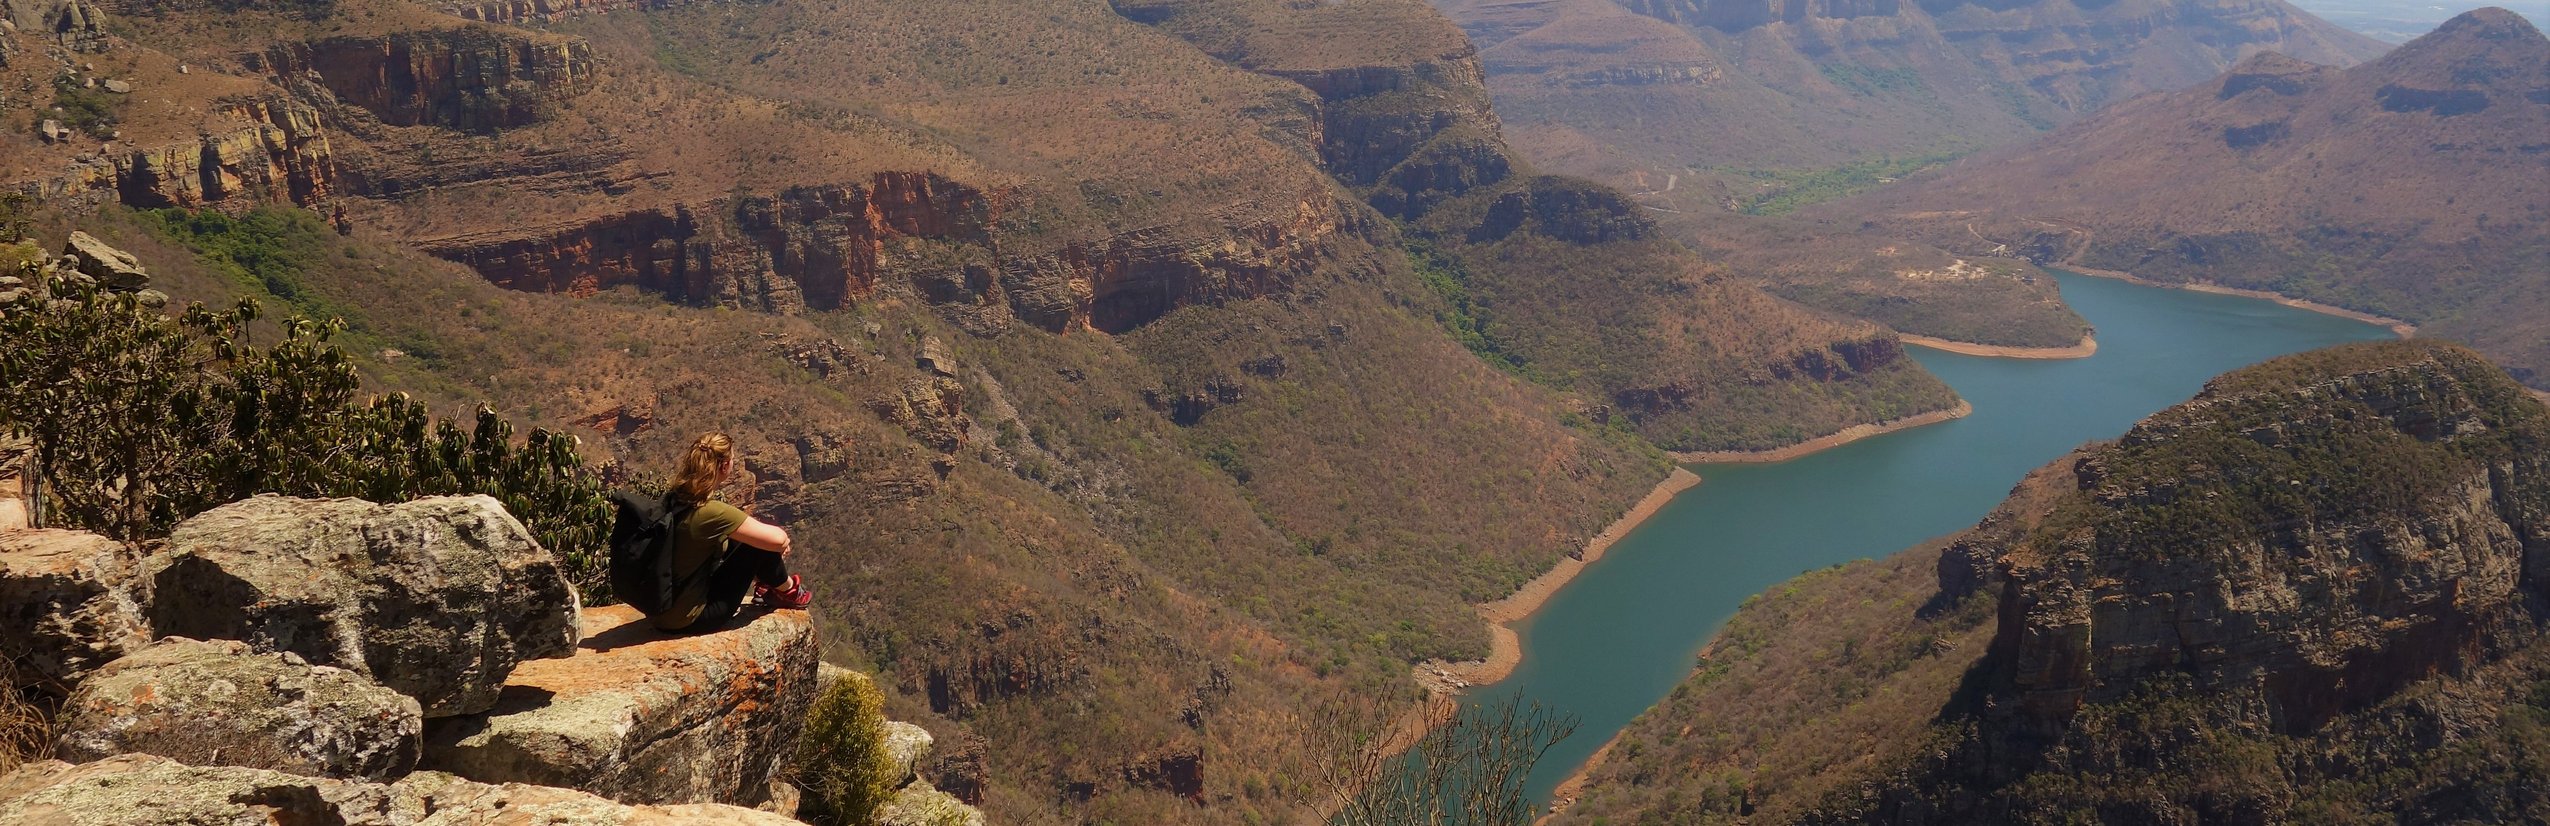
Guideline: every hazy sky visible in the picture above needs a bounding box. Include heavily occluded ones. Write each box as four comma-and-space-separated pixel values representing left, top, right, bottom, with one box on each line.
2285, 0, 2550, 41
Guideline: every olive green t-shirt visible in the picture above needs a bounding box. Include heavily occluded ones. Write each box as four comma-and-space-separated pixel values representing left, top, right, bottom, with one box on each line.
653, 499, 746, 631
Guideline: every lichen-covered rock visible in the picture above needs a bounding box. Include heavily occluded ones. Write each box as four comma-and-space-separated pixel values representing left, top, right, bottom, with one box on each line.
54, 637, 422, 780
877, 779, 987, 826
422, 603, 817, 806
0, 753, 805, 824
881, 721, 932, 788
143, 495, 580, 718
0, 529, 148, 696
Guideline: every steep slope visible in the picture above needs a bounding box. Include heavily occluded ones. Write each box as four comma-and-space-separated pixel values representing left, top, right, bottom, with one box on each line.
0, 1, 1673, 821
1839, 8, 2550, 387
1117, 0, 1965, 451
0, 0, 1978, 816
1555, 339, 2550, 824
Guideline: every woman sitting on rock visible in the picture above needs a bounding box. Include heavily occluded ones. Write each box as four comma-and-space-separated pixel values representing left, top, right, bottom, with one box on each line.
655, 432, 812, 633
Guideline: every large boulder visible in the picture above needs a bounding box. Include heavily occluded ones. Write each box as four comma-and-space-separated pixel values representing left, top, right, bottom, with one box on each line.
0, 753, 805, 825
143, 495, 580, 717
881, 721, 933, 788
0, 529, 148, 697
58, 232, 146, 291
423, 603, 817, 806
54, 637, 422, 780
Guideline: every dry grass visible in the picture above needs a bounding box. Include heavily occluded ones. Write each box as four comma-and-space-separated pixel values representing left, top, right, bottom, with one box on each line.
0, 659, 58, 776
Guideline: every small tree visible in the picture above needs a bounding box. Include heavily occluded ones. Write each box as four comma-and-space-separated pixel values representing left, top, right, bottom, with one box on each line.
796, 670, 902, 825
1302, 686, 1579, 826
0, 260, 613, 597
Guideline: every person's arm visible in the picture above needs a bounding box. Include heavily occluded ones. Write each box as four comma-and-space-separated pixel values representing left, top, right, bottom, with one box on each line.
729, 515, 792, 556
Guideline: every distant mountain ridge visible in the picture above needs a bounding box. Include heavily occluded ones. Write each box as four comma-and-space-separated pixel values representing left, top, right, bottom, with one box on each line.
1432, 0, 2388, 182
1835, 7, 2550, 388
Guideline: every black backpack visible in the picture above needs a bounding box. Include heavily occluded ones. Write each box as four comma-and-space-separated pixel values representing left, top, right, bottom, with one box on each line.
606, 490, 712, 615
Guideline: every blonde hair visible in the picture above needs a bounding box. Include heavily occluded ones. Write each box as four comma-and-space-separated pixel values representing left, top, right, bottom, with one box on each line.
671, 432, 733, 503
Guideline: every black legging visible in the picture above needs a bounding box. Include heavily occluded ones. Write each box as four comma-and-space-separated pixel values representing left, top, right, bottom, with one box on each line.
678, 541, 791, 634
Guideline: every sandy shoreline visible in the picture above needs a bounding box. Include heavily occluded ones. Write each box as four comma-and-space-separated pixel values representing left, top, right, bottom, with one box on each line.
2060, 265, 2417, 338
1413, 467, 1704, 694
1408, 400, 1974, 692
1535, 731, 1624, 824
1902, 333, 2096, 359
1671, 400, 1974, 464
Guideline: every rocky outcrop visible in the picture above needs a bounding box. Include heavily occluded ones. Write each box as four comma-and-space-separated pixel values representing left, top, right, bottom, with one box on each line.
421, 604, 817, 806
54, 638, 424, 781
871, 378, 972, 454
0, 753, 805, 825
251, 27, 597, 133
442, 0, 696, 25
34, 99, 334, 209
997, 195, 1345, 332
0, 529, 147, 697
59, 231, 145, 290
427, 174, 993, 309
1989, 341, 2550, 735
879, 779, 988, 826
429, 173, 1351, 334
2, 0, 108, 52
1470, 176, 1654, 245
1274, 54, 1515, 218
143, 495, 581, 717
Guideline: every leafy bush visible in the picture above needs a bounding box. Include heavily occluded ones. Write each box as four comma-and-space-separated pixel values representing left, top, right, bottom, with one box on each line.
0, 262, 613, 597
795, 670, 901, 826
133, 208, 348, 323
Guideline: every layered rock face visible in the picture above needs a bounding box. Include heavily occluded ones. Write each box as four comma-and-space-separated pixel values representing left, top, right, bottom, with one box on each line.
421, 173, 1348, 333
54, 637, 425, 781
445, 0, 695, 25
34, 99, 335, 210
1989, 341, 2550, 734
0, 754, 805, 825
426, 175, 993, 310
251, 26, 598, 134
1117, 0, 1520, 218
144, 495, 581, 717
423, 604, 818, 806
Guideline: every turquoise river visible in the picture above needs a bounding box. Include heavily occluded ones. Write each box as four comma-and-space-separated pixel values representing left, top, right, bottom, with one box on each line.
1477, 270, 2402, 807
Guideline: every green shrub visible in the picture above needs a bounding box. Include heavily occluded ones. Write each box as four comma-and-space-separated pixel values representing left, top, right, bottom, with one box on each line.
0, 265, 613, 597
45, 76, 121, 139
795, 670, 901, 826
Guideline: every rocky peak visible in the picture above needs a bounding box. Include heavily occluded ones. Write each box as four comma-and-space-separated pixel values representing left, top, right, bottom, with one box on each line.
2361, 6, 2549, 104
1987, 341, 2550, 735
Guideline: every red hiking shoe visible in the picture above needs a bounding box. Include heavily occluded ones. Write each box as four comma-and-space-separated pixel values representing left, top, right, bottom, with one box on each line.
755, 574, 813, 609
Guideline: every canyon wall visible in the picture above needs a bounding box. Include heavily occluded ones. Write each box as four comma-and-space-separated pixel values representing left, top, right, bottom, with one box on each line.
33, 98, 335, 210
1986, 343, 2549, 737
250, 27, 599, 134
